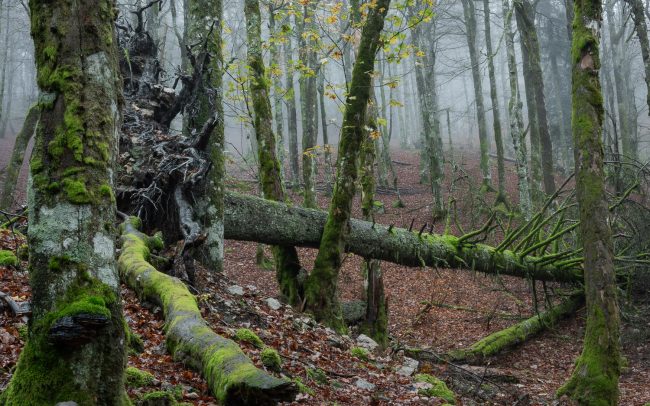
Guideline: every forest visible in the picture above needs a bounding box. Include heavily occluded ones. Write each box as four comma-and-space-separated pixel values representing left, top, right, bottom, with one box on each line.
0, 0, 649, 404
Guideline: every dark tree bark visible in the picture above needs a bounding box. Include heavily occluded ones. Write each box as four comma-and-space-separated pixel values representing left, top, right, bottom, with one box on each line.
558, 1, 622, 403
625, 0, 650, 115
0, 0, 128, 403
304, 0, 391, 331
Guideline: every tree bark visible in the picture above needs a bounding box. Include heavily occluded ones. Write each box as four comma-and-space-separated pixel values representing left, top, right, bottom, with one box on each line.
185, 0, 225, 273
626, 0, 650, 116
558, 1, 621, 403
118, 221, 297, 405
304, 0, 391, 331
244, 0, 303, 306
0, 0, 128, 403
461, 0, 492, 189
223, 192, 583, 283
503, 0, 532, 219
0, 105, 38, 209
283, 15, 300, 187
484, 0, 507, 203
514, 0, 555, 197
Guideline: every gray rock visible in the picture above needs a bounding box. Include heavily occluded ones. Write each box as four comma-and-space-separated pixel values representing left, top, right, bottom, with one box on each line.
397, 357, 419, 376
265, 297, 282, 310
227, 285, 244, 296
355, 378, 376, 391
341, 300, 366, 324
56, 403, 78, 406
356, 334, 379, 351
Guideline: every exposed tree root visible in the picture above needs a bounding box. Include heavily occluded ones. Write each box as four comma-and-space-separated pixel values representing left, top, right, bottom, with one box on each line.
445, 292, 584, 363
224, 192, 583, 283
118, 219, 297, 405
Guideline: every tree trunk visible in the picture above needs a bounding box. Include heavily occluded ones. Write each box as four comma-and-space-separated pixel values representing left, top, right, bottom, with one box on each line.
0, 0, 128, 403
461, 0, 492, 189
283, 16, 300, 187
318, 68, 333, 187
503, 0, 532, 219
626, 0, 650, 116
514, 0, 555, 197
269, 5, 286, 175
223, 192, 583, 283
118, 221, 297, 404
484, 0, 507, 204
185, 0, 225, 273
557, 1, 621, 403
244, 0, 303, 306
298, 2, 319, 208
0, 105, 38, 209
304, 0, 391, 331
0, 0, 7, 139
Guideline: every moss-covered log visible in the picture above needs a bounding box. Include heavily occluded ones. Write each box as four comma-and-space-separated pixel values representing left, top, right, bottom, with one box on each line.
118, 220, 296, 405
446, 293, 583, 363
224, 192, 583, 283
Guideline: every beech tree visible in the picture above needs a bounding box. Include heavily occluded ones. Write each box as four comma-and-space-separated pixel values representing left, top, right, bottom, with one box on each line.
558, 0, 621, 402
0, 0, 127, 403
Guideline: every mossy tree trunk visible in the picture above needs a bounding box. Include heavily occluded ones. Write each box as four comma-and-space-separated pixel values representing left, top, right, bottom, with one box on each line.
557, 1, 621, 403
304, 0, 391, 331
503, 0, 531, 219
359, 93, 388, 348
514, 0, 556, 197
483, 0, 507, 204
318, 68, 333, 187
0, 0, 128, 403
244, 0, 303, 306
0, 105, 38, 209
185, 0, 225, 273
118, 220, 297, 404
268, 4, 286, 174
461, 0, 492, 189
298, 1, 319, 208
224, 192, 583, 284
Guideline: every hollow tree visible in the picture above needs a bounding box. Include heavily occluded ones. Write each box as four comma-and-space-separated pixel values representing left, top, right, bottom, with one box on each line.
244, 0, 304, 305
557, 0, 621, 403
0, 0, 128, 403
304, 0, 390, 331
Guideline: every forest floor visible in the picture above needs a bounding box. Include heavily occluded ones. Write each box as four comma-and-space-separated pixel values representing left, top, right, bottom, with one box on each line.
1, 147, 649, 405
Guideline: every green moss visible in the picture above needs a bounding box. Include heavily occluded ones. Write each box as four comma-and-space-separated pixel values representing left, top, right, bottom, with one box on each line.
125, 366, 155, 388
138, 390, 178, 405
62, 178, 92, 204
350, 346, 369, 361
414, 374, 456, 402
234, 328, 264, 348
0, 250, 19, 267
293, 377, 315, 395
126, 326, 144, 354
17, 324, 28, 341
260, 347, 282, 371
306, 367, 328, 385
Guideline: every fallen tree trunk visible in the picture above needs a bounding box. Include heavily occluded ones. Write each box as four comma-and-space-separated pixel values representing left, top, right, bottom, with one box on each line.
118, 219, 296, 405
445, 292, 584, 363
223, 192, 582, 283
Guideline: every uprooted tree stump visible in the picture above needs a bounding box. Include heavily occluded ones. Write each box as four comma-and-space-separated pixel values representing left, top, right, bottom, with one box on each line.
118, 218, 297, 405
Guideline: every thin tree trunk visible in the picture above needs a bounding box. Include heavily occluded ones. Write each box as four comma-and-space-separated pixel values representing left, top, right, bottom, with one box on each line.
503, 0, 532, 219
626, 0, 650, 116
269, 4, 286, 176
284, 16, 300, 187
245, 0, 303, 306
514, 0, 555, 196
558, 1, 621, 402
0, 105, 38, 209
317, 68, 333, 187
298, 2, 319, 208
304, 0, 390, 331
0, 0, 127, 402
0, 0, 7, 138
484, 0, 507, 203
461, 0, 492, 189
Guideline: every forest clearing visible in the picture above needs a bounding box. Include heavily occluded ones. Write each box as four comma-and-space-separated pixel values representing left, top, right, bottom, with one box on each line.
1, 0, 650, 404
